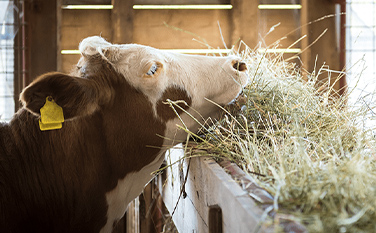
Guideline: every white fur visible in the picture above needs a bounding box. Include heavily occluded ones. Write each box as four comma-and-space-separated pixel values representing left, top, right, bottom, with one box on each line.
100, 150, 166, 233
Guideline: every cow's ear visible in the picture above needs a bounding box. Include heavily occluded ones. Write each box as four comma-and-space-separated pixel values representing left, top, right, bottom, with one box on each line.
97, 46, 122, 64
20, 72, 99, 120
78, 36, 120, 63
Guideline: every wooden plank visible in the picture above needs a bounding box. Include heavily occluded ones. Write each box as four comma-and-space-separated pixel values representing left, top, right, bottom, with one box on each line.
111, 0, 134, 44
57, 0, 62, 72
25, 0, 58, 81
61, 54, 80, 74
230, 0, 258, 48
60, 9, 112, 73
112, 217, 125, 233
208, 205, 222, 233
301, 0, 341, 90
127, 197, 140, 233
258, 9, 301, 49
13, 0, 24, 110
160, 146, 267, 233
133, 10, 231, 49
60, 9, 112, 49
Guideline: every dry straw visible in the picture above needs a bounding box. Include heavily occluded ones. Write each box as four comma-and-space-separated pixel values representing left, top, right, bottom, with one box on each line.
186, 43, 376, 232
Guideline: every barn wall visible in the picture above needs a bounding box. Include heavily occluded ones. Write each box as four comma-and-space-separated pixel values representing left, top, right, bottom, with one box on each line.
57, 0, 343, 87
58, 1, 309, 74
59, 0, 260, 73
301, 0, 343, 91
60, 9, 112, 72
22, 0, 344, 90
133, 9, 232, 49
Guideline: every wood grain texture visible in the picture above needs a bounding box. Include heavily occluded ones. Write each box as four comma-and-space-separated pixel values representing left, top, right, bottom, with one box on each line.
160, 146, 267, 233
133, 10, 231, 49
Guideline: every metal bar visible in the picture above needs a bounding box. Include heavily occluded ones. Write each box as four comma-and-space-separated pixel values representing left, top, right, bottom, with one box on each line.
133, 5, 233, 10
61, 5, 113, 9
258, 4, 302, 10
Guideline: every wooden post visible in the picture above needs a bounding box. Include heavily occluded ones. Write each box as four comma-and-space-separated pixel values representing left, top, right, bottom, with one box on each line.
139, 183, 154, 233
13, 0, 24, 111
56, 0, 62, 72
111, 0, 134, 44
127, 197, 140, 233
230, 0, 259, 49
338, 0, 347, 96
209, 205, 223, 233
24, 0, 58, 82
301, 0, 342, 91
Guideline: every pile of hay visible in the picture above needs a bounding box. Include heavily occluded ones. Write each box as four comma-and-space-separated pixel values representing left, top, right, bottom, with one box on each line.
189, 45, 376, 232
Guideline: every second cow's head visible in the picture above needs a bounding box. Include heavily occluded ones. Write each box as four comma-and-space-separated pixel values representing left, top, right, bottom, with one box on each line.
21, 36, 248, 143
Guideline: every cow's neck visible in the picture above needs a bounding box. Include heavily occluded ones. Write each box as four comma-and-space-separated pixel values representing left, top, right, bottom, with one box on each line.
98, 81, 168, 232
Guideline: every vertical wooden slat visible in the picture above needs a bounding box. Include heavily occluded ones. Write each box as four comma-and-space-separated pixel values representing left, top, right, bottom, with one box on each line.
127, 197, 140, 233
338, 0, 347, 96
209, 205, 223, 233
24, 0, 58, 81
13, 0, 23, 111
111, 0, 134, 44
139, 183, 153, 233
301, 0, 342, 91
230, 0, 258, 49
57, 0, 62, 72
113, 217, 126, 233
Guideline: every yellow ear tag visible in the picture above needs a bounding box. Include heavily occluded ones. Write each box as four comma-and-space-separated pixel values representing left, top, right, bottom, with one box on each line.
39, 97, 64, 131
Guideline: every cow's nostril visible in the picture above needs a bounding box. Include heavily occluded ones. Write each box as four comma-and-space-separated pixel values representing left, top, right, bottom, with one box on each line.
233, 61, 247, 72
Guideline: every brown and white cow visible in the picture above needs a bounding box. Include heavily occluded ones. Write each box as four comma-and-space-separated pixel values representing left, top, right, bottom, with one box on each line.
0, 36, 248, 233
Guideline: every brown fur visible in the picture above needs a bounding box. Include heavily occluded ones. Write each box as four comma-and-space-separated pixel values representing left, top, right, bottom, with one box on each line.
156, 86, 192, 122
0, 59, 176, 232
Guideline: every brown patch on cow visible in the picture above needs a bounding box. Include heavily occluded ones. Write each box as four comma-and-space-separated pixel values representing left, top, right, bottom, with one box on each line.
156, 86, 192, 122
1, 59, 166, 232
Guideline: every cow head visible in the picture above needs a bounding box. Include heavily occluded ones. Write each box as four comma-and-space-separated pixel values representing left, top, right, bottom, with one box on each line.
21, 36, 248, 144
77, 36, 248, 141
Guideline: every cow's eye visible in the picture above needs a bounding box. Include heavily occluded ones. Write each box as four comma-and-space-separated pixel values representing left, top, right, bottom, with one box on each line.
146, 64, 158, 76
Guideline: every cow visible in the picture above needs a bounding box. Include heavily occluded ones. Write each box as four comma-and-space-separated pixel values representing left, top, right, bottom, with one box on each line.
0, 36, 248, 233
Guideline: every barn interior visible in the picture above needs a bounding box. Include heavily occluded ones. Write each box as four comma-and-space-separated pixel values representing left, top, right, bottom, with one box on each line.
1, 0, 375, 232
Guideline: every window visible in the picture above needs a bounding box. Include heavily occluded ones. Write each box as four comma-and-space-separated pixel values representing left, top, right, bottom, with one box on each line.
346, 1, 376, 107
0, 0, 16, 122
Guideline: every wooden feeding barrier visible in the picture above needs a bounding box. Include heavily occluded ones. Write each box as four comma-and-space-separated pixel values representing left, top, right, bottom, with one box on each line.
158, 145, 266, 233
154, 144, 307, 233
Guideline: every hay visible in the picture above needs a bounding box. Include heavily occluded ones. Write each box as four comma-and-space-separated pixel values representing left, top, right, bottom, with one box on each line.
188, 44, 376, 232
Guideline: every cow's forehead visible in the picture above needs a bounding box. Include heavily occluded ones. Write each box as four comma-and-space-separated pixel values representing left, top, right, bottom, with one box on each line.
79, 36, 165, 61
114, 44, 170, 66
